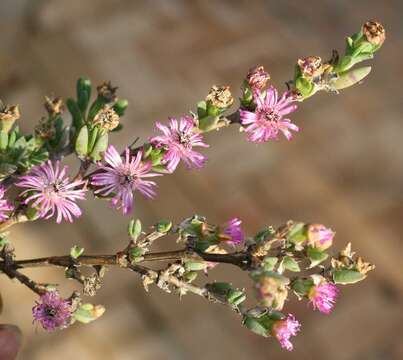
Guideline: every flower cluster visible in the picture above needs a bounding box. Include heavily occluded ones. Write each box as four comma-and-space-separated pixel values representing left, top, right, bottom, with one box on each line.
0, 20, 384, 354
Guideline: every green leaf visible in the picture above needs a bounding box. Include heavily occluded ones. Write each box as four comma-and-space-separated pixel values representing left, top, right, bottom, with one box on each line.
129, 247, 145, 261
155, 220, 172, 233
287, 222, 307, 244
73, 303, 105, 324
184, 261, 207, 272
279, 256, 300, 273
227, 289, 246, 306
333, 66, 372, 90
307, 247, 329, 268
77, 78, 92, 115
70, 245, 84, 259
333, 270, 365, 285
128, 219, 142, 241
291, 278, 314, 297
89, 132, 108, 161
66, 98, 84, 129
262, 257, 278, 271
243, 316, 268, 337
75, 126, 89, 157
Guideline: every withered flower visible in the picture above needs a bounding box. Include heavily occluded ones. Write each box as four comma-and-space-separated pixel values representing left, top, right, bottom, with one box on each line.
362, 20, 385, 46
297, 56, 323, 78
44, 96, 64, 117
206, 85, 234, 109
97, 81, 118, 103
93, 106, 120, 131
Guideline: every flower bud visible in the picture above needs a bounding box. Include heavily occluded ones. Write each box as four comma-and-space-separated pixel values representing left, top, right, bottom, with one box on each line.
307, 224, 334, 250
44, 96, 64, 117
93, 106, 120, 131
0, 103, 20, 133
362, 20, 385, 47
246, 66, 270, 90
205, 85, 234, 115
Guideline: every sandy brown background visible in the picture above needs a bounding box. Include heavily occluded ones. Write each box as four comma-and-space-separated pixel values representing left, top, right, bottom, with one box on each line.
1, 1, 403, 359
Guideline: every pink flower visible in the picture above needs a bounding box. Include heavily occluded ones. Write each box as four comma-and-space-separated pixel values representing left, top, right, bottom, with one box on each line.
271, 314, 301, 351
239, 87, 298, 142
150, 116, 208, 173
221, 218, 244, 245
16, 161, 86, 223
91, 145, 161, 215
308, 283, 338, 314
0, 187, 13, 222
307, 224, 335, 250
32, 291, 71, 331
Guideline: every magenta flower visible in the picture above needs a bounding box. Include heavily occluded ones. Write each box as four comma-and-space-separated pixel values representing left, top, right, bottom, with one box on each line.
271, 314, 301, 351
0, 187, 13, 222
150, 116, 209, 173
91, 145, 161, 215
220, 218, 244, 245
307, 224, 335, 250
16, 161, 86, 223
308, 283, 338, 314
239, 87, 298, 142
32, 291, 71, 331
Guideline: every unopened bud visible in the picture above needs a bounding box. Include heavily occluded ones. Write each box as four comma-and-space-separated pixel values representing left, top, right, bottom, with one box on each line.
307, 224, 334, 251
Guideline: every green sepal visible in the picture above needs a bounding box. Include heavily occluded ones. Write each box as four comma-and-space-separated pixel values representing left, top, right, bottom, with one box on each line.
87, 127, 99, 153
0, 131, 8, 150
89, 132, 108, 161
75, 125, 89, 157
196, 100, 207, 119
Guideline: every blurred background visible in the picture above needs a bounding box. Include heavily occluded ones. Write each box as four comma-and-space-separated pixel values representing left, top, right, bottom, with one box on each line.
0, 0, 402, 359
